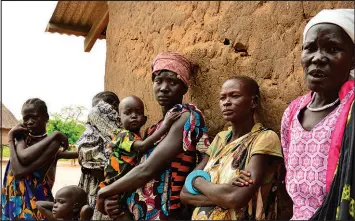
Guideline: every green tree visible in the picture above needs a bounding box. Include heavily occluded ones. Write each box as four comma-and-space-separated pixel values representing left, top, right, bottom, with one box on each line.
47, 106, 87, 146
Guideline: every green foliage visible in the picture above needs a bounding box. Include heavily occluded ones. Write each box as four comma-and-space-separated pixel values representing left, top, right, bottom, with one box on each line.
46, 106, 87, 145
47, 118, 85, 145
2, 145, 10, 158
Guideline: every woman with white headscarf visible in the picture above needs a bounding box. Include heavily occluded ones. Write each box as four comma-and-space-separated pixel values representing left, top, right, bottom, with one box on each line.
280, 9, 355, 220
219, 8, 354, 220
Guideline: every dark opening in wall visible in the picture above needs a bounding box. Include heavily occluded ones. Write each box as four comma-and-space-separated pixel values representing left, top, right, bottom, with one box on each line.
224, 38, 230, 45
234, 43, 249, 57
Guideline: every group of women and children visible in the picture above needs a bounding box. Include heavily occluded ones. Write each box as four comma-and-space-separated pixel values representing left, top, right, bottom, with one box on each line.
2, 8, 355, 221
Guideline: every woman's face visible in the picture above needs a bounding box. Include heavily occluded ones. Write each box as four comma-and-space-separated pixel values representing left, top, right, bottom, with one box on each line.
153, 71, 186, 107
219, 79, 255, 122
22, 104, 48, 135
301, 23, 354, 93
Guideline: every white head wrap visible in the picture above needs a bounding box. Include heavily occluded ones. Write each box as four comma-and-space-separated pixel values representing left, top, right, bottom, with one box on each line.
303, 9, 354, 43
303, 9, 355, 79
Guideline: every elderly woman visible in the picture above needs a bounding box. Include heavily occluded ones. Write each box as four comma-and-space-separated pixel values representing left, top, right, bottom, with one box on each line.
96, 52, 210, 220
280, 9, 355, 220
180, 76, 284, 220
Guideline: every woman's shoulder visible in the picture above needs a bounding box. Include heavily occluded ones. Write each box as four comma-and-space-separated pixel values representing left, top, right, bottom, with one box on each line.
173, 103, 204, 114
251, 126, 283, 157
248, 124, 279, 146
281, 93, 311, 121
210, 129, 230, 144
216, 128, 231, 137
258, 129, 280, 142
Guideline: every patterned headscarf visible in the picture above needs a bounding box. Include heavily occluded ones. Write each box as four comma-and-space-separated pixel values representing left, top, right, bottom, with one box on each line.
152, 51, 193, 87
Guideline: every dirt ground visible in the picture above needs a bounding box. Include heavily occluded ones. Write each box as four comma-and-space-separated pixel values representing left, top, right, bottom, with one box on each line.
51, 163, 82, 196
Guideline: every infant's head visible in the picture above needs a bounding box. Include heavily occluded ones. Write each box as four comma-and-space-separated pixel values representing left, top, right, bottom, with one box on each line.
119, 96, 147, 133
52, 185, 88, 220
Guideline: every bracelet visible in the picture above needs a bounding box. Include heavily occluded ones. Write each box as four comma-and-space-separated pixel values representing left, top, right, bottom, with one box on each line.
185, 170, 211, 195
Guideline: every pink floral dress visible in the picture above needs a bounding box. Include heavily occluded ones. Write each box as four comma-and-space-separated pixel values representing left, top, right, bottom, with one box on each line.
281, 85, 353, 220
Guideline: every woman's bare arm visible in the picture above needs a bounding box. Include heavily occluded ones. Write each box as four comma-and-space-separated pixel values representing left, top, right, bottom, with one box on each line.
9, 138, 61, 179
36, 201, 55, 220
56, 151, 79, 159
180, 186, 215, 207
16, 132, 67, 165
180, 156, 215, 206
193, 154, 280, 210
97, 112, 190, 213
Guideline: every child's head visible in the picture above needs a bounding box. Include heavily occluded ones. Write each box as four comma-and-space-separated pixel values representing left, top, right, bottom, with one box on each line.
21, 98, 49, 135
119, 96, 147, 133
52, 185, 88, 220
92, 91, 120, 112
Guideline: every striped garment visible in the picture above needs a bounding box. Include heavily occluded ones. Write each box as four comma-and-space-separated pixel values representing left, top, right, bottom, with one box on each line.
127, 103, 210, 220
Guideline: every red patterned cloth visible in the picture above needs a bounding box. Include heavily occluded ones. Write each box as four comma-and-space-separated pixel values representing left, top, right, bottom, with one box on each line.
126, 104, 210, 220
152, 52, 192, 87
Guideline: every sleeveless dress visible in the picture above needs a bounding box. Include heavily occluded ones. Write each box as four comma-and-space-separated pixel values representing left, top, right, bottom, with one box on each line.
1, 135, 54, 220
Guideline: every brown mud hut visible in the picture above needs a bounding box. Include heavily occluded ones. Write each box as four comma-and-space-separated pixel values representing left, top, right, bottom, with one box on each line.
1, 103, 19, 146
45, 1, 353, 138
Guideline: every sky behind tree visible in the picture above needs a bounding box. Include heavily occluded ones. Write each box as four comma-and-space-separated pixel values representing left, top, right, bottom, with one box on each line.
2, 1, 106, 121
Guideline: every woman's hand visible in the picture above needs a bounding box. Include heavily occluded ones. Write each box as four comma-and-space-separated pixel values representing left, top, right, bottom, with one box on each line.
232, 170, 253, 187
96, 189, 107, 215
8, 124, 27, 140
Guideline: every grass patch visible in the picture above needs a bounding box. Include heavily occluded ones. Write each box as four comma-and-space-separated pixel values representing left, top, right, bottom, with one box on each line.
2, 145, 10, 158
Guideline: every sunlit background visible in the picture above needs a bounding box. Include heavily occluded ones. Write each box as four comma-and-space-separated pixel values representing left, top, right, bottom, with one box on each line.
2, 1, 106, 121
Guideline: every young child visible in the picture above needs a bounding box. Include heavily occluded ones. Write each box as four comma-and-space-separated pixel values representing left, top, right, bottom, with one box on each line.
36, 185, 94, 220
1, 98, 76, 220
98, 95, 181, 210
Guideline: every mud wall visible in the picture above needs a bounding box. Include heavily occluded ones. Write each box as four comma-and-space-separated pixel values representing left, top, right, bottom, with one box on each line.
105, 1, 353, 138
